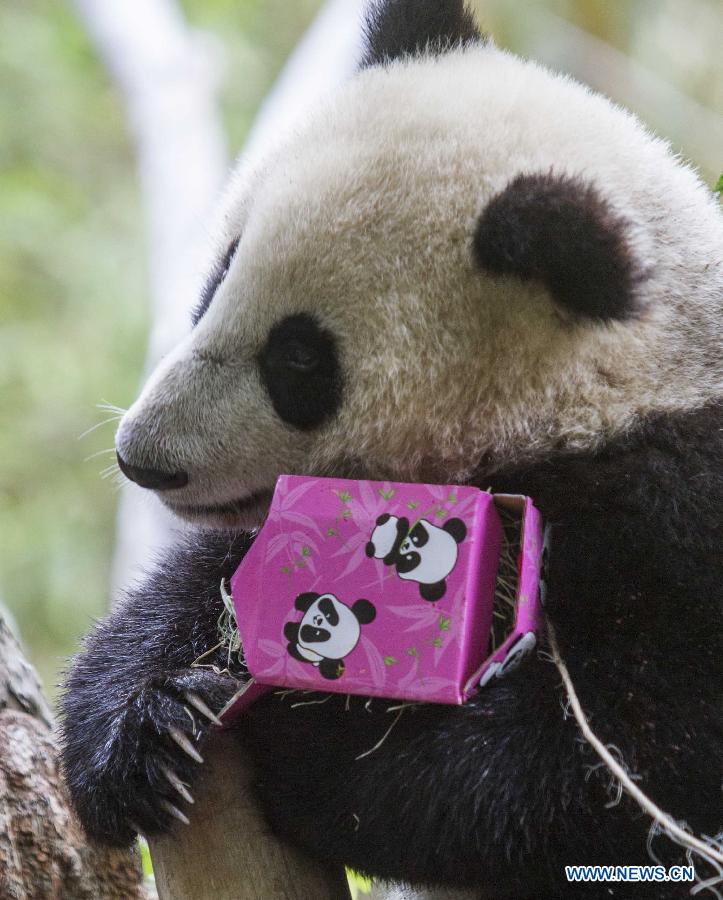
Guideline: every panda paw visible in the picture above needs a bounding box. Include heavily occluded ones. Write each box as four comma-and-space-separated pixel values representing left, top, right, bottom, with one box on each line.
63, 668, 238, 846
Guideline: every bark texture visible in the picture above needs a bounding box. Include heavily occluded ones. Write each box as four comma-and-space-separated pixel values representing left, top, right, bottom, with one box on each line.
0, 616, 146, 900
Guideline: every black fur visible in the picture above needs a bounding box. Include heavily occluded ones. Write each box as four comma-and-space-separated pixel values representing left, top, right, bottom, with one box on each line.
258, 313, 343, 431
192, 237, 240, 326
473, 173, 648, 320
360, 0, 483, 69
59, 531, 252, 845
60, 404, 722, 897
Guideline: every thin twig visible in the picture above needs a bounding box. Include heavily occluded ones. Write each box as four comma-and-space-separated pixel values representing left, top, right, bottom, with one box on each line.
547, 620, 723, 875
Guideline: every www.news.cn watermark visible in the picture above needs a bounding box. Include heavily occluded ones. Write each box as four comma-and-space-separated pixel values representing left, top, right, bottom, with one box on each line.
566, 865, 696, 884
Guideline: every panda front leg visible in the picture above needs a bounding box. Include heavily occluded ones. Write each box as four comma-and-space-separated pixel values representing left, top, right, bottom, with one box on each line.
59, 531, 251, 846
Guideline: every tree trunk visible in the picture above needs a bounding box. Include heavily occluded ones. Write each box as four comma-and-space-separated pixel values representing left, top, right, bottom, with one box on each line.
0, 614, 146, 899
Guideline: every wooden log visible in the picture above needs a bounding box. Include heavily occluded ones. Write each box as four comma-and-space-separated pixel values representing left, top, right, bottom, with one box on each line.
149, 730, 350, 900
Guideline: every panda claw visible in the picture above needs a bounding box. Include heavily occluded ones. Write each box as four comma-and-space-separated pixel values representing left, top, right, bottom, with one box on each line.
169, 726, 204, 764
159, 798, 191, 826
129, 820, 145, 837
184, 690, 222, 726
161, 763, 195, 804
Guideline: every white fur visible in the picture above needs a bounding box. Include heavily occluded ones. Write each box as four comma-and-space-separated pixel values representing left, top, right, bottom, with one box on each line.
116, 43, 723, 527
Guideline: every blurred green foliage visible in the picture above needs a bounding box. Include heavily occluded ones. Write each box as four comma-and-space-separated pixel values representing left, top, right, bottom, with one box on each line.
0, 0, 720, 698
0, 0, 321, 694
0, 0, 147, 693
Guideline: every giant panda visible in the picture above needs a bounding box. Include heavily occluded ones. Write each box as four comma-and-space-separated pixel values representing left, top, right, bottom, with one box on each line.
60, 1, 722, 897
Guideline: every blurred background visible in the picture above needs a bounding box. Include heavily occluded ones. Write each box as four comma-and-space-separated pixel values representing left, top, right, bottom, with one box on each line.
1, 0, 721, 698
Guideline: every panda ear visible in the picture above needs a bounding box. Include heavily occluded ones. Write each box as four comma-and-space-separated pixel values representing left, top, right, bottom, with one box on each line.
284, 621, 300, 642
473, 173, 648, 320
352, 599, 377, 625
442, 517, 467, 544
360, 0, 484, 69
294, 592, 319, 612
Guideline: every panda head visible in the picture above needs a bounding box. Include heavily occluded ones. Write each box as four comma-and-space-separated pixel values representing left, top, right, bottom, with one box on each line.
285, 592, 376, 679
365, 514, 408, 564
114, 0, 722, 530
397, 518, 466, 600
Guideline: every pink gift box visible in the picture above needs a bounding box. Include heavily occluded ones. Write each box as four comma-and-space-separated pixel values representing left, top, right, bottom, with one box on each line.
222, 476, 544, 718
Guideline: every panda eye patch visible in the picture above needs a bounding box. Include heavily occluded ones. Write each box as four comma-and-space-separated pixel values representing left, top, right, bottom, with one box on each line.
259, 313, 342, 431
192, 237, 240, 326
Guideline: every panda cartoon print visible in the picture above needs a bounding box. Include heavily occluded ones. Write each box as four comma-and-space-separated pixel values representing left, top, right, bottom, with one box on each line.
366, 514, 466, 601
284, 592, 376, 680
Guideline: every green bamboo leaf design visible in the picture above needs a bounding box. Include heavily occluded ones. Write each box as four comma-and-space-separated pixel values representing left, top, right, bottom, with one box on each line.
383, 656, 398, 666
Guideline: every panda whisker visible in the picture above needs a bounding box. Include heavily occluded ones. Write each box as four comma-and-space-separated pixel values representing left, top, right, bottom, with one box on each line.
84, 447, 117, 463
96, 399, 128, 416
77, 416, 123, 441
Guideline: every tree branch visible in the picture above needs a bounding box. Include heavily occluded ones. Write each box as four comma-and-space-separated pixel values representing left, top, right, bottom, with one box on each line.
0, 611, 146, 899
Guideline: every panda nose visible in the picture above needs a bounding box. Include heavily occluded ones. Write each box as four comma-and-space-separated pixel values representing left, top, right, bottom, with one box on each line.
116, 451, 189, 491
